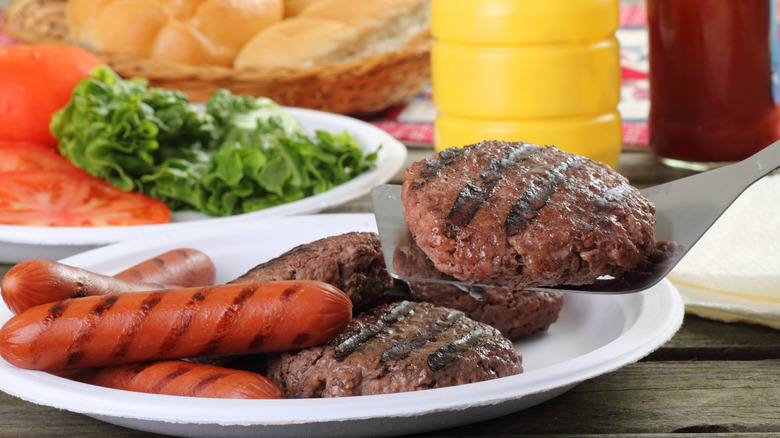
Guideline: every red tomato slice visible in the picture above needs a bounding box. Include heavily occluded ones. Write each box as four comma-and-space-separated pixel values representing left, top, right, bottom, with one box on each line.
0, 170, 171, 227
0, 142, 80, 172
0, 44, 103, 150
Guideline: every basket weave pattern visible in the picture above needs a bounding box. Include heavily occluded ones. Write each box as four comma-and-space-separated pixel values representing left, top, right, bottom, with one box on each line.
3, 0, 433, 113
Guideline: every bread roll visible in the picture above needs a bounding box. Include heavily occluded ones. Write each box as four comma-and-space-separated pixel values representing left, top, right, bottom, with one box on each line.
283, 0, 320, 17
65, 0, 284, 66
235, 0, 430, 68
235, 17, 359, 68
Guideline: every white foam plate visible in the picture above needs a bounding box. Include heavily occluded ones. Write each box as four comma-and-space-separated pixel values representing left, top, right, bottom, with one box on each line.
0, 109, 407, 263
0, 214, 684, 437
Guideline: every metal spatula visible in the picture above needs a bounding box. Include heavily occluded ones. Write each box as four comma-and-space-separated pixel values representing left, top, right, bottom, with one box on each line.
371, 140, 780, 294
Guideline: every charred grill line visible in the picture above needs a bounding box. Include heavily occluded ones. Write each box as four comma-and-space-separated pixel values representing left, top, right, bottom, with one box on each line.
199, 287, 256, 357
427, 325, 492, 370
505, 155, 584, 237
418, 147, 464, 179
445, 143, 542, 234
187, 372, 229, 396
111, 291, 165, 361
152, 366, 190, 392
30, 302, 69, 367
333, 301, 418, 360
380, 310, 465, 364
157, 289, 211, 358
65, 296, 120, 367
127, 361, 155, 378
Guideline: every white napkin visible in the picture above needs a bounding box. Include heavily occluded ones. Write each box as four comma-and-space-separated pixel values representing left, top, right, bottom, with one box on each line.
667, 173, 780, 329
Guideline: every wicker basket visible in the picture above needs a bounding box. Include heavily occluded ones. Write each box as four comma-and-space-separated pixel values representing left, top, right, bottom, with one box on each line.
3, 0, 433, 114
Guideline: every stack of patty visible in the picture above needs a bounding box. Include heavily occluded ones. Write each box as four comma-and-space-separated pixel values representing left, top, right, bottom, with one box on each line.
230, 232, 529, 398
393, 229, 564, 340
236, 141, 658, 398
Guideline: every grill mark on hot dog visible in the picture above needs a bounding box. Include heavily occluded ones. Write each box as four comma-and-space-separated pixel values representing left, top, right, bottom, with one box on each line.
248, 333, 265, 349
187, 372, 229, 397
333, 300, 418, 360
245, 283, 301, 349
113, 361, 156, 387
292, 333, 309, 345
198, 287, 256, 357
120, 269, 142, 282
65, 296, 120, 367
157, 289, 212, 357
426, 325, 492, 370
30, 302, 69, 367
152, 366, 191, 392
75, 282, 89, 298
505, 155, 584, 237
110, 291, 166, 361
445, 144, 542, 234
43, 302, 67, 325
128, 361, 155, 376
380, 310, 464, 363
281, 284, 299, 301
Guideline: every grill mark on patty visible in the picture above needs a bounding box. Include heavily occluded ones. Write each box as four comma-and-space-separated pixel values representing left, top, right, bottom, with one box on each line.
380, 310, 465, 363
445, 143, 543, 234
505, 155, 584, 237
417, 147, 464, 179
332, 301, 418, 360
427, 325, 493, 370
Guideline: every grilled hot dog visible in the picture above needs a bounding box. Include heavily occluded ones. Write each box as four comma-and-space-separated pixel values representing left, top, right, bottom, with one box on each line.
0, 258, 176, 314
58, 360, 284, 399
0, 280, 352, 371
113, 248, 216, 287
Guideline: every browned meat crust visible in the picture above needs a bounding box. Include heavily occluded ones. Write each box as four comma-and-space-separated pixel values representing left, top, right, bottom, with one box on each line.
393, 231, 563, 341
401, 141, 657, 289
230, 232, 401, 313
266, 301, 523, 398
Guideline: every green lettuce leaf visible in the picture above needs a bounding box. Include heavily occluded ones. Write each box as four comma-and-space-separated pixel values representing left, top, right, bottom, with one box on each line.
51, 66, 378, 216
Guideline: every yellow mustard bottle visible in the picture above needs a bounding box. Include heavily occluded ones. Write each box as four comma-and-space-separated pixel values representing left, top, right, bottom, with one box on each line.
431, 0, 622, 168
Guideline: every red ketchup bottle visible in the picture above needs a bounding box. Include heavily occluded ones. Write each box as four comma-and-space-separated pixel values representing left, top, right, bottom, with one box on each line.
647, 0, 780, 170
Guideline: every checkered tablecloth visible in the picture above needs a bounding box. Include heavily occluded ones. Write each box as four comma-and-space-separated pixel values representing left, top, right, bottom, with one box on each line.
0, 2, 652, 149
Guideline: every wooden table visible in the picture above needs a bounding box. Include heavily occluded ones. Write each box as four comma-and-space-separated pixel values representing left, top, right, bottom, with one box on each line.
1, 148, 778, 437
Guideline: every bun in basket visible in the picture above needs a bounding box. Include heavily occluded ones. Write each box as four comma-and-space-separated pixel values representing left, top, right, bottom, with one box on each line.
282, 0, 320, 17
65, 0, 284, 66
235, 0, 431, 68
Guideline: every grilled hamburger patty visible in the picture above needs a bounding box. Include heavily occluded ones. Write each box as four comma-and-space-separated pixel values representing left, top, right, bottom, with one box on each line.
394, 231, 563, 340
230, 232, 401, 313
266, 301, 523, 397
408, 283, 563, 341
401, 141, 657, 289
